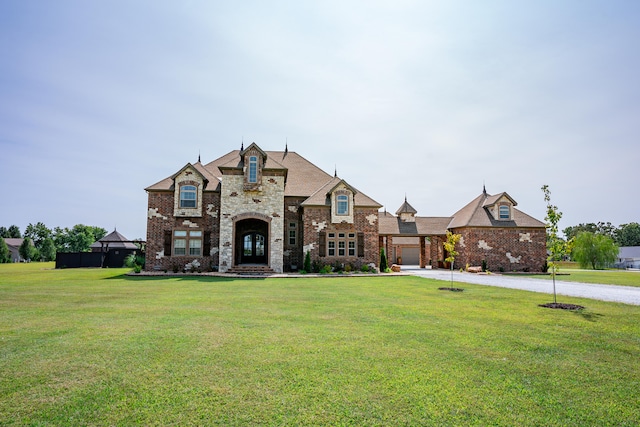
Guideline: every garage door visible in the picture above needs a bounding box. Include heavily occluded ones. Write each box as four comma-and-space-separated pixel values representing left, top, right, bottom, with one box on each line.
401, 247, 420, 265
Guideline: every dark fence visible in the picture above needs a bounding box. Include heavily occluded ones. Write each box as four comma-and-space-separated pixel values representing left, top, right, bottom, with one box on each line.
55, 249, 139, 269
56, 252, 102, 269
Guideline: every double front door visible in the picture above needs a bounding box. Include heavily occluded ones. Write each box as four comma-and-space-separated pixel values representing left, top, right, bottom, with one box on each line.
242, 232, 266, 264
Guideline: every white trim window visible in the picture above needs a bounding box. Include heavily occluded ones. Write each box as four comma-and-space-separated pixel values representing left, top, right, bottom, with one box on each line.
173, 230, 202, 256
499, 205, 510, 220
326, 232, 356, 257
336, 194, 349, 215
248, 156, 258, 183
180, 185, 197, 208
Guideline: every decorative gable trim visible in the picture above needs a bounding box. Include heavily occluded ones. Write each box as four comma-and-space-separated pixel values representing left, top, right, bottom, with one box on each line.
330, 182, 354, 224
172, 164, 205, 217
241, 143, 267, 191
484, 193, 517, 221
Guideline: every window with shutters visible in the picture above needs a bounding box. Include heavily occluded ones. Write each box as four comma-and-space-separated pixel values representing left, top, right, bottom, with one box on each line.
172, 230, 202, 256
325, 231, 357, 257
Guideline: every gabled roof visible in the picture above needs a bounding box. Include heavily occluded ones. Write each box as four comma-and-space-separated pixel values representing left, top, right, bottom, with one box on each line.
145, 147, 380, 205
3, 238, 25, 249
217, 150, 288, 174
240, 142, 268, 160
145, 161, 220, 192
395, 197, 418, 215
300, 176, 381, 208
209, 150, 328, 197
448, 191, 545, 229
90, 229, 138, 250
378, 211, 451, 236
483, 192, 517, 208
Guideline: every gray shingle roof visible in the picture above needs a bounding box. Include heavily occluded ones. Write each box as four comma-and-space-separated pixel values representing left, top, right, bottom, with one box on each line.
145, 149, 381, 206
145, 161, 220, 192
448, 192, 545, 229
301, 176, 381, 208
395, 198, 418, 215
90, 229, 138, 250
378, 211, 451, 236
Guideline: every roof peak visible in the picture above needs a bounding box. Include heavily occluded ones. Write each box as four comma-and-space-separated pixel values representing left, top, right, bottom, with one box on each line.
395, 198, 418, 215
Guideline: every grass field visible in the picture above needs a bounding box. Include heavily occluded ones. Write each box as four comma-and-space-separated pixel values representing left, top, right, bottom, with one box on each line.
516, 264, 640, 287
1, 263, 639, 426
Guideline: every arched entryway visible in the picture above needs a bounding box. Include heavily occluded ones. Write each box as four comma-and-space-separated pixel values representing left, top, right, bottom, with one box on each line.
235, 218, 269, 266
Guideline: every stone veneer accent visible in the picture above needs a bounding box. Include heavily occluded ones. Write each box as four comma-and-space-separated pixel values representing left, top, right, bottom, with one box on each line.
451, 227, 547, 272
303, 206, 379, 268
173, 166, 204, 217
145, 190, 220, 272
218, 174, 285, 273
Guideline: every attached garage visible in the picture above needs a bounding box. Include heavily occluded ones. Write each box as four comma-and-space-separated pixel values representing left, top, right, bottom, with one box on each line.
400, 247, 420, 265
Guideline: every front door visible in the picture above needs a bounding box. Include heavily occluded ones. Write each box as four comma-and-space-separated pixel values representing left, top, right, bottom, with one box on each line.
242, 232, 266, 264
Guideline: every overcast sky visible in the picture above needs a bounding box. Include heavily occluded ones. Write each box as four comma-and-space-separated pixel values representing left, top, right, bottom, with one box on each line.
1, 1, 638, 240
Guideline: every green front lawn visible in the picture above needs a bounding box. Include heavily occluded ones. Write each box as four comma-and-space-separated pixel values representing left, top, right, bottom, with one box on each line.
1, 263, 639, 426
520, 268, 640, 287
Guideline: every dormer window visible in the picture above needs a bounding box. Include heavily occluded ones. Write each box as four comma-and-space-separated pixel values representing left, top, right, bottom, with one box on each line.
248, 156, 258, 183
499, 205, 510, 220
179, 185, 197, 208
337, 194, 349, 215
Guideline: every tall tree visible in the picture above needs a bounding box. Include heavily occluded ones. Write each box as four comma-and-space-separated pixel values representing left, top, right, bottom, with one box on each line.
19, 238, 36, 262
25, 222, 53, 249
0, 225, 22, 238
39, 238, 57, 262
572, 232, 618, 270
53, 225, 107, 252
615, 222, 640, 247
0, 237, 10, 263
542, 185, 570, 304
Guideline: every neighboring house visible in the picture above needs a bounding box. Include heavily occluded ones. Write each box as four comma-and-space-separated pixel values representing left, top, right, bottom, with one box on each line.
145, 143, 381, 273
144, 143, 547, 273
616, 247, 640, 269
4, 238, 25, 262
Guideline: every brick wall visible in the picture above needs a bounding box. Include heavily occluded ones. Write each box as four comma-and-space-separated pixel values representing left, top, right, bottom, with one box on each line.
145, 191, 220, 271
452, 227, 547, 272
283, 197, 305, 271
302, 206, 379, 269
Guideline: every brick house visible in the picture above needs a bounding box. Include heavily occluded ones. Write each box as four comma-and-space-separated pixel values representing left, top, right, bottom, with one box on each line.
144, 143, 381, 273
447, 188, 547, 272
145, 144, 546, 273
379, 189, 547, 272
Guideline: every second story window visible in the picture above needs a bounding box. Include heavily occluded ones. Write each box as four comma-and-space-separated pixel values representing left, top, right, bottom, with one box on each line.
180, 185, 197, 208
248, 156, 258, 183
499, 205, 510, 220
337, 194, 349, 215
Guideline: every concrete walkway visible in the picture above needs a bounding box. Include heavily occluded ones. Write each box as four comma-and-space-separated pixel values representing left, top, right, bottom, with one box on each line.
402, 266, 640, 306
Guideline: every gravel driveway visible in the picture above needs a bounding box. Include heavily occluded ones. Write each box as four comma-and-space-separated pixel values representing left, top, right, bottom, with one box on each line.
402, 266, 640, 306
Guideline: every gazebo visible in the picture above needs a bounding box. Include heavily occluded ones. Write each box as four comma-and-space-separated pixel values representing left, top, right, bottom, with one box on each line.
90, 229, 143, 268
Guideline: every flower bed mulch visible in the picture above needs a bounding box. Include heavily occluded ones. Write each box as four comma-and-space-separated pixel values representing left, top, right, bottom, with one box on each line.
438, 287, 464, 292
538, 302, 585, 310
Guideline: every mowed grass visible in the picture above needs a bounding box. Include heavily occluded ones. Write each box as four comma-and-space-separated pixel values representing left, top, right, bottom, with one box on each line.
518, 268, 640, 287
1, 264, 639, 426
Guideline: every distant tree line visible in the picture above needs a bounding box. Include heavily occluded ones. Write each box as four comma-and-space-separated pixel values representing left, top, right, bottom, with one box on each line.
563, 222, 640, 247
560, 222, 640, 269
0, 223, 107, 263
